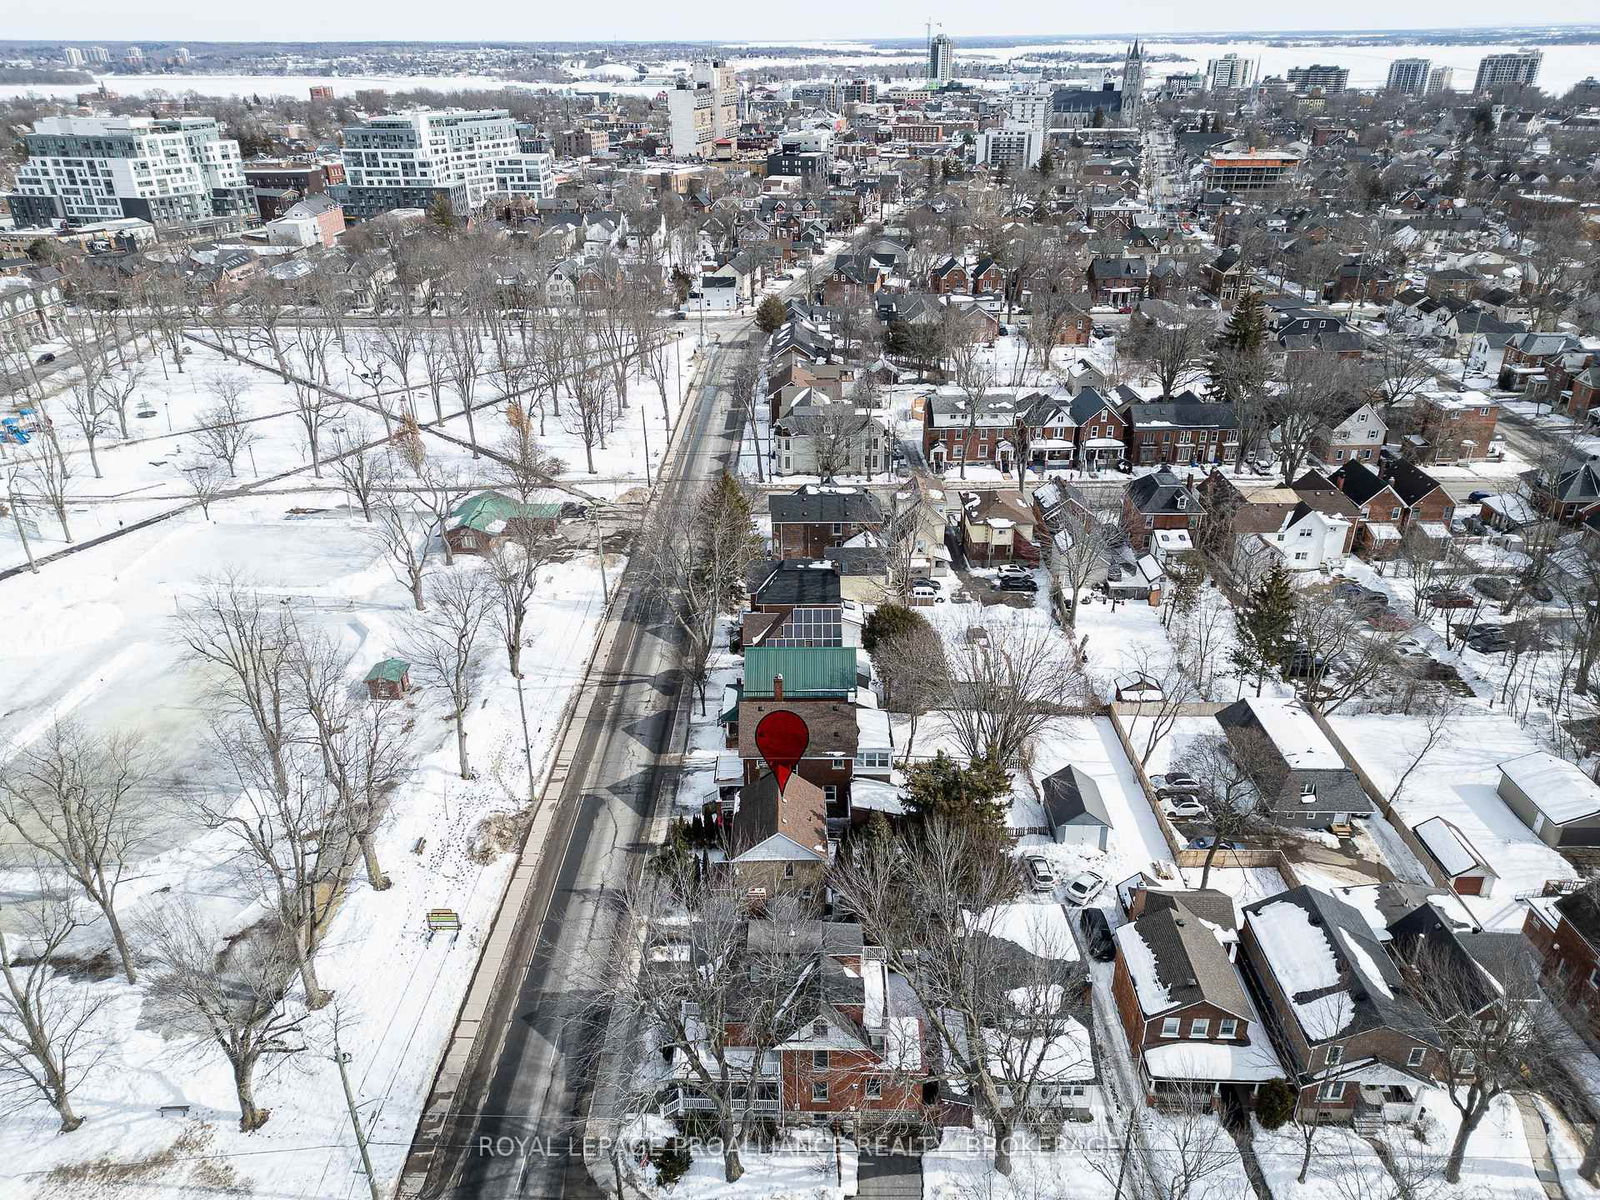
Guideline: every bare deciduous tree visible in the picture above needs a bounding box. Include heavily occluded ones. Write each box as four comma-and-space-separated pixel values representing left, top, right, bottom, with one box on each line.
330, 421, 391, 522
1123, 311, 1217, 398
0, 722, 156, 984
0, 896, 109, 1131
178, 459, 228, 520
194, 374, 258, 478
372, 504, 429, 612
406, 570, 493, 779
934, 617, 1090, 773
143, 903, 308, 1131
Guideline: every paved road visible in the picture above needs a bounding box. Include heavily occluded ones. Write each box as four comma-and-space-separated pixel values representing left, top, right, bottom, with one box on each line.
407, 325, 756, 1199
857, 1152, 924, 1200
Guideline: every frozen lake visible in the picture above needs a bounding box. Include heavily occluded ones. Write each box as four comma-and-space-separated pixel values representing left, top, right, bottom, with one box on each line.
2, 36, 1594, 101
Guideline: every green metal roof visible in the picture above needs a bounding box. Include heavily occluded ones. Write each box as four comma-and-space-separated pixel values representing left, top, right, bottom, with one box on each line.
364, 657, 409, 683
450, 490, 563, 534
743, 647, 857, 699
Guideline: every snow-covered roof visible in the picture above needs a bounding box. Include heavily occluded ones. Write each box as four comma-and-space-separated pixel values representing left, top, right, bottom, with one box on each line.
1114, 924, 1172, 1013
1247, 899, 1354, 1039
1413, 816, 1492, 878
980, 903, 1081, 963
1499, 752, 1600, 824
983, 1018, 1095, 1083
1238, 698, 1343, 770
1143, 1035, 1282, 1083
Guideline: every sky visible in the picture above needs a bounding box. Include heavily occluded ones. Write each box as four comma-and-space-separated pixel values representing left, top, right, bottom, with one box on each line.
5, 3, 1590, 44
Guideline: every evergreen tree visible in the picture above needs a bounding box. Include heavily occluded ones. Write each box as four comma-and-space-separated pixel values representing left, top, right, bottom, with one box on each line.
862, 602, 928, 653
1231, 564, 1296, 695
903, 752, 1012, 843
1255, 1079, 1297, 1130
754, 293, 787, 334
1035, 149, 1055, 179
425, 192, 458, 231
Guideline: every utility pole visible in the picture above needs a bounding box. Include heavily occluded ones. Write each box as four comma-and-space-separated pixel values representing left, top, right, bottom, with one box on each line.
514, 673, 537, 802
593, 511, 609, 603
641, 404, 652, 487
4, 476, 38, 575
330, 1032, 381, 1200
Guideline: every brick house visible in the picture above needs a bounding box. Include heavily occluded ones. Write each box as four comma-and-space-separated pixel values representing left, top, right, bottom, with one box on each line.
1123, 468, 1203, 552
1523, 888, 1600, 1039
1112, 889, 1283, 1107
1312, 402, 1387, 466
922, 388, 1030, 472
971, 257, 1006, 296
1240, 886, 1444, 1125
660, 921, 931, 1128
1201, 249, 1247, 304
1499, 331, 1586, 393
958, 489, 1039, 563
1406, 393, 1500, 464
1067, 388, 1132, 470
929, 257, 969, 294
725, 770, 830, 900
1328, 459, 1453, 555
768, 486, 884, 558
1087, 257, 1149, 307
1565, 366, 1600, 422
1124, 397, 1239, 467
735, 695, 859, 815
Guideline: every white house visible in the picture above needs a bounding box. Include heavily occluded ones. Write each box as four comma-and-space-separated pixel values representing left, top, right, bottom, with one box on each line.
1258, 503, 1350, 571
1316, 402, 1387, 465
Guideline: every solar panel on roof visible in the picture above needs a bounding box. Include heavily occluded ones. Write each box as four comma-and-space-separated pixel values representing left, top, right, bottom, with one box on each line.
764, 606, 843, 647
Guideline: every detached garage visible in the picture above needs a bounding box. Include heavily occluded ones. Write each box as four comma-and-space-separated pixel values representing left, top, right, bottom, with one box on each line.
1497, 752, 1600, 848
1042, 765, 1113, 851
1412, 816, 1498, 896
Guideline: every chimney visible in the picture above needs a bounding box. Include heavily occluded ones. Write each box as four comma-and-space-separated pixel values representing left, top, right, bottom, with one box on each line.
773, 673, 785, 701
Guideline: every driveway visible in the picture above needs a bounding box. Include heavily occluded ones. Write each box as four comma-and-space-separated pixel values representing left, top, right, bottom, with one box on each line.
857, 1152, 923, 1200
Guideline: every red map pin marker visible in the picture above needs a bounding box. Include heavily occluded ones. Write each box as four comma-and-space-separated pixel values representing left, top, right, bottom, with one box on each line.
754, 710, 809, 793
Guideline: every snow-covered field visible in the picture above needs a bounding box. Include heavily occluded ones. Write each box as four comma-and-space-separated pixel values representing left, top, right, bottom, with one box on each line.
1327, 712, 1577, 928
0, 316, 686, 1195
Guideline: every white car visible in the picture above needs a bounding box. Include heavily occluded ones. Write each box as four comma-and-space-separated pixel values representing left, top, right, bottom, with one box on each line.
1064, 871, 1107, 906
1161, 797, 1207, 820
997, 563, 1033, 580
1023, 855, 1058, 893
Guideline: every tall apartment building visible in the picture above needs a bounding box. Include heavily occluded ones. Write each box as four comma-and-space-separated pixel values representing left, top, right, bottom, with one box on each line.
841, 79, 878, 105
1427, 66, 1454, 94
928, 34, 955, 84
170, 47, 190, 66
6, 115, 249, 229
85, 46, 111, 64
978, 85, 1050, 169
62, 47, 85, 67
1475, 50, 1542, 94
1286, 64, 1350, 93
341, 109, 552, 220
1205, 53, 1255, 91
1386, 58, 1431, 95
667, 61, 738, 158
121, 46, 144, 69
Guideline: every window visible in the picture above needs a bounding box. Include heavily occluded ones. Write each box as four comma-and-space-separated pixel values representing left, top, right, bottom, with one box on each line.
1334, 450, 1345, 460
823, 785, 838, 801
1319, 1081, 1346, 1102
1161, 1017, 1181, 1038
783, 862, 796, 879
1218, 1019, 1238, 1039
813, 1020, 828, 1037
812, 1082, 829, 1103
865, 1077, 882, 1100
1407, 1047, 1426, 1067
1191, 1018, 1211, 1038
1325, 1045, 1343, 1067
1300, 782, 1317, 802
812, 1049, 829, 1070
1295, 553, 1308, 561
1390, 507, 1401, 520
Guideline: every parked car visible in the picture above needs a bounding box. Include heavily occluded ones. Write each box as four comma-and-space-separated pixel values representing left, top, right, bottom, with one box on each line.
998, 575, 1039, 593
1527, 581, 1554, 603
1092, 324, 1112, 338
1472, 576, 1515, 602
1465, 626, 1513, 652
1186, 837, 1244, 851
1462, 516, 1487, 535
34, 352, 55, 364
1079, 908, 1116, 963
1161, 796, 1207, 820
996, 563, 1033, 580
1024, 854, 1058, 894
1467, 490, 1492, 503
1424, 587, 1474, 609
1391, 637, 1432, 661
1064, 871, 1107, 906
1333, 582, 1388, 610
1150, 771, 1201, 798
